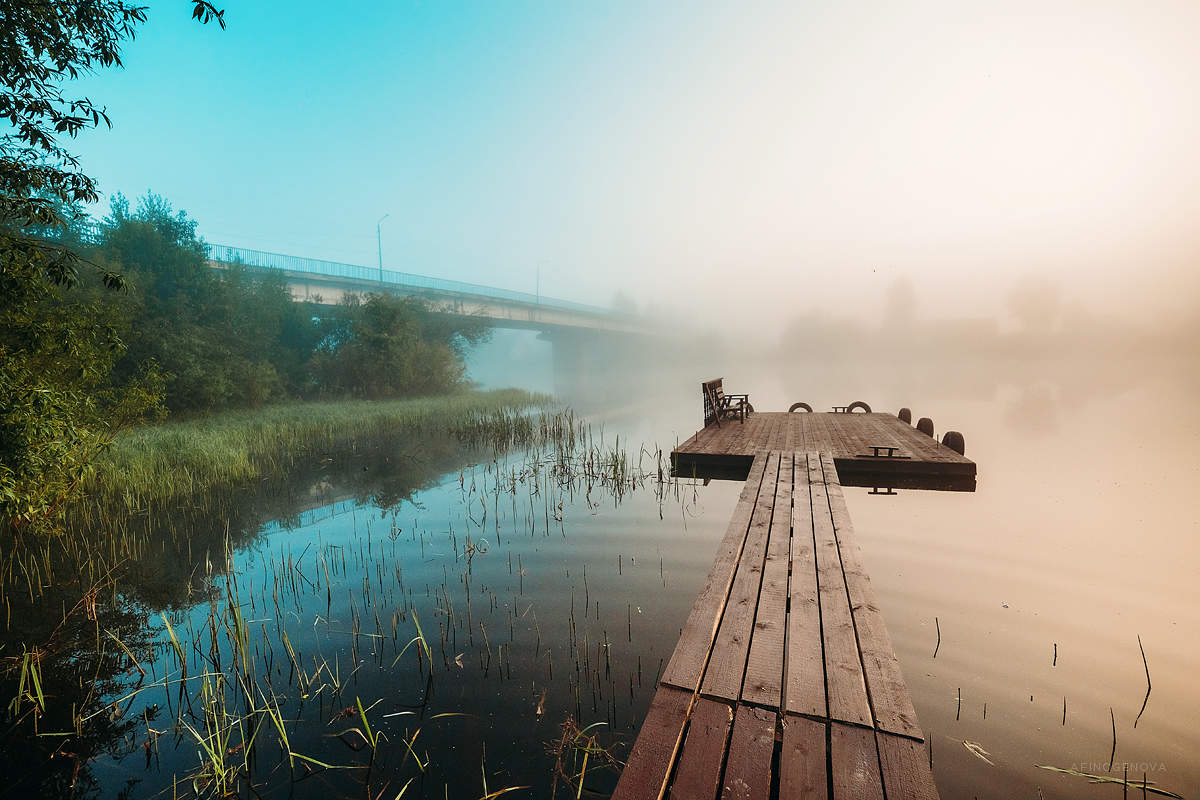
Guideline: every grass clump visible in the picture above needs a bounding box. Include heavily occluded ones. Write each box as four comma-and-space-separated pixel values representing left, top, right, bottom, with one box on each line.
85, 389, 550, 513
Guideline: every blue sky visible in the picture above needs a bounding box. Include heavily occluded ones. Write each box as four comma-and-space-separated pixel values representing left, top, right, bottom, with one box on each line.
70, 1, 1200, 327
74, 1, 720, 307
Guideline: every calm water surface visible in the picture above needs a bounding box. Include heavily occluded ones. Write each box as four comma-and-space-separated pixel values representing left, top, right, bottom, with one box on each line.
38, 430, 738, 798
846, 372, 1200, 799
10, 362, 1198, 799
607, 360, 1199, 798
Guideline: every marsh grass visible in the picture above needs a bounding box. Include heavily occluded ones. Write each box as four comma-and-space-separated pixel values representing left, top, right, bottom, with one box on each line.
0, 392, 688, 797
548, 717, 619, 798
85, 389, 550, 514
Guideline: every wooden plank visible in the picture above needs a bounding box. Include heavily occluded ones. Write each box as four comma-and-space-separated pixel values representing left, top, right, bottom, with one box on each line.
876, 731, 940, 800
829, 722, 884, 800
701, 453, 780, 700
802, 413, 819, 453
668, 698, 734, 800
769, 412, 787, 452
662, 454, 769, 691
785, 454, 824, 719
821, 453, 923, 740
844, 413, 875, 460
779, 715, 827, 799
742, 452, 793, 708
760, 414, 774, 453
784, 413, 801, 452
809, 453, 872, 728
867, 414, 904, 454
611, 685, 693, 800
720, 705, 776, 800
827, 415, 852, 461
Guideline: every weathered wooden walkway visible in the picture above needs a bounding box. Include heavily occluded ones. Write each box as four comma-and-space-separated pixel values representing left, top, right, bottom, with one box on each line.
612, 451, 940, 799
673, 411, 974, 489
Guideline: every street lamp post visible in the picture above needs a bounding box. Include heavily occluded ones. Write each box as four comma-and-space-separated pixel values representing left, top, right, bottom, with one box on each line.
376, 213, 390, 284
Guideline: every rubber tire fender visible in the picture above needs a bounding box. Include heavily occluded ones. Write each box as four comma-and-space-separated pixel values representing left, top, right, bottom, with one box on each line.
941, 430, 965, 455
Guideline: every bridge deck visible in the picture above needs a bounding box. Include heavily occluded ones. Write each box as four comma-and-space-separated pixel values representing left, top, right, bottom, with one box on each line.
673, 411, 975, 489
612, 452, 939, 800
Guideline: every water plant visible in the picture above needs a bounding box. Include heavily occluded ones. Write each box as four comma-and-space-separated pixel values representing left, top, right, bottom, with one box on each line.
83, 389, 550, 515
0, 400, 683, 796
548, 717, 620, 798
1034, 764, 1184, 799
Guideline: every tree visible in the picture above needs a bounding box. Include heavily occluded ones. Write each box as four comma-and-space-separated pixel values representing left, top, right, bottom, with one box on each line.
97, 192, 314, 412
310, 294, 491, 400
1, 2, 224, 283
1, 2, 224, 529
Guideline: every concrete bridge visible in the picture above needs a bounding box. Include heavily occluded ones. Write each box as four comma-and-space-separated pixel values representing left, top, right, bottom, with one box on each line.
207, 244, 647, 336
207, 244, 650, 401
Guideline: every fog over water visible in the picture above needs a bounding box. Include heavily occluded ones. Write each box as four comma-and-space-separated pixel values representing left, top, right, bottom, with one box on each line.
69, 1, 1200, 337
543, 351, 1199, 799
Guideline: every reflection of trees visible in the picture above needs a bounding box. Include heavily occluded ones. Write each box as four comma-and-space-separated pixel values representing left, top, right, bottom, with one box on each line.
0, 430, 487, 797
110, 431, 483, 611
0, 560, 153, 797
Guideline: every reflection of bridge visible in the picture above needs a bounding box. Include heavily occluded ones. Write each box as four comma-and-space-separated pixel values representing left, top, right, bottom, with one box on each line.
208, 244, 651, 401
208, 244, 646, 335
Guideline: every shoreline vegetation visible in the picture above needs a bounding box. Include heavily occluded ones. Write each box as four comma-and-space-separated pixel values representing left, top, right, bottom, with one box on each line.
81, 388, 551, 515
0, 390, 674, 797
3, 192, 498, 532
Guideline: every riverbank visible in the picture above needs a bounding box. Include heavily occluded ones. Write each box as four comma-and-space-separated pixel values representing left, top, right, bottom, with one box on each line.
84, 389, 550, 513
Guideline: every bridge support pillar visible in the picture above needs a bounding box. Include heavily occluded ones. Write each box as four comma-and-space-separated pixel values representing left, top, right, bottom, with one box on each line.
543, 329, 637, 410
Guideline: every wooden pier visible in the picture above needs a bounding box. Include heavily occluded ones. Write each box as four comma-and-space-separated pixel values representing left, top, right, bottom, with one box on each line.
673, 411, 974, 489
614, 405, 974, 798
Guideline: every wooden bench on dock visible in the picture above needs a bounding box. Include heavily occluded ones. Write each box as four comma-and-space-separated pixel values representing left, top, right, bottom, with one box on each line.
703, 378, 751, 427
612, 452, 940, 799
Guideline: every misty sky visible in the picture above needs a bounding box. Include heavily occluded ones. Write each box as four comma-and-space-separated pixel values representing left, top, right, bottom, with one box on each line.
71, 0, 1200, 331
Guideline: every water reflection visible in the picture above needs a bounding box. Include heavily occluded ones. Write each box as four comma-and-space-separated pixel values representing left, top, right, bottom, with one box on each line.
595, 351, 1198, 799
840, 370, 1200, 800
0, 422, 730, 799
3, 353, 1197, 799
0, 431, 491, 796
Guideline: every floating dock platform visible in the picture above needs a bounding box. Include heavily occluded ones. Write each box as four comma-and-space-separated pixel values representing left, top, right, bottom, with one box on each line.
673, 410, 975, 490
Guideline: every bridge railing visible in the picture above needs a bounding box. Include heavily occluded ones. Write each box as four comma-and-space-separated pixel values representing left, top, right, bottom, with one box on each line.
208, 243, 615, 317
